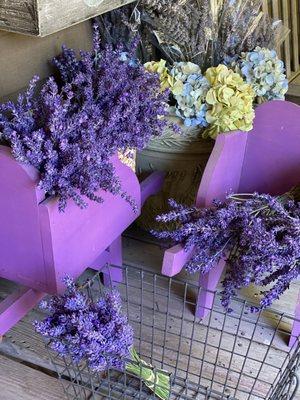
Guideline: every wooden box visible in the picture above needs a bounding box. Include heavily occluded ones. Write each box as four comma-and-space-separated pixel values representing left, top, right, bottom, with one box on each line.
0, 0, 135, 37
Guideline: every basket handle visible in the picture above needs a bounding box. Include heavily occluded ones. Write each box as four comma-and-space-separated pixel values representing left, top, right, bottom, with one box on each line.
288, 373, 300, 400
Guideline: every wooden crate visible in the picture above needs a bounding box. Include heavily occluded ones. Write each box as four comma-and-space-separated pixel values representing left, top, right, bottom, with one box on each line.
0, 0, 135, 37
263, 0, 300, 80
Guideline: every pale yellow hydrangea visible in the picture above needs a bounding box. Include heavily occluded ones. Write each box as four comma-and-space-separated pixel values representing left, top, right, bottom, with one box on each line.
204, 65, 255, 139
144, 60, 174, 91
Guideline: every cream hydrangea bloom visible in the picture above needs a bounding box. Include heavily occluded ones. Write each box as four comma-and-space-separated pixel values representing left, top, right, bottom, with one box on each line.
144, 60, 174, 91
204, 65, 255, 139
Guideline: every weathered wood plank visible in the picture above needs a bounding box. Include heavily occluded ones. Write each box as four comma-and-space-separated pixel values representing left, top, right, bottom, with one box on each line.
0, 0, 38, 35
281, 0, 291, 77
291, 0, 300, 73
0, 0, 136, 37
0, 354, 66, 400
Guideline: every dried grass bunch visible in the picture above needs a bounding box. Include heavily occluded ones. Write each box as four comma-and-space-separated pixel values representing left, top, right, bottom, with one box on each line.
138, 0, 284, 69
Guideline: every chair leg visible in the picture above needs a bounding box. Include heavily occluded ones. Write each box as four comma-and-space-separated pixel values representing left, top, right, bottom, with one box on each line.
195, 259, 226, 319
289, 290, 300, 347
103, 236, 123, 287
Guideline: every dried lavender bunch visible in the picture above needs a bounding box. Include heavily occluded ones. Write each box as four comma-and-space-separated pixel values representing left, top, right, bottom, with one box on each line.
34, 276, 171, 400
52, 26, 169, 152
0, 27, 168, 211
153, 192, 300, 312
139, 0, 283, 69
34, 276, 134, 371
94, 5, 159, 63
139, 0, 210, 66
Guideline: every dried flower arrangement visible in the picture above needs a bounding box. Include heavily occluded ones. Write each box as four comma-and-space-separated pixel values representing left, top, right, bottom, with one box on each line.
139, 0, 288, 138
153, 188, 300, 312
0, 27, 168, 211
34, 276, 171, 400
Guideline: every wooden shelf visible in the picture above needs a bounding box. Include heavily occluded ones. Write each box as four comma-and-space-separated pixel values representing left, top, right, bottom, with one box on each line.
0, 0, 136, 37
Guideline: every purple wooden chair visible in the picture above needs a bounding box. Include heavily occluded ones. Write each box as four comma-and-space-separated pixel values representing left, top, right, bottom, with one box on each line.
0, 147, 164, 336
161, 100, 300, 346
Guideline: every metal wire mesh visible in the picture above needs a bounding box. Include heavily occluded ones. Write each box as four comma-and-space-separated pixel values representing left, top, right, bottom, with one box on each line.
48, 264, 300, 400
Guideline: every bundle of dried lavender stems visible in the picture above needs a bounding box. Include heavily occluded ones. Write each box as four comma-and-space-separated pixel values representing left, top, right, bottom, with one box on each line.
96, 0, 287, 69
138, 0, 286, 68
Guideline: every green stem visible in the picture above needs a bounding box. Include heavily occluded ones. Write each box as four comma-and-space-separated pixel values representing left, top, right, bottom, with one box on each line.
125, 348, 171, 400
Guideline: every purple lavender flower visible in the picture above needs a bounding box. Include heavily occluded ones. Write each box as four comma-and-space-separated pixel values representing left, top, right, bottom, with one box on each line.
34, 276, 133, 372
153, 193, 300, 311
0, 26, 168, 211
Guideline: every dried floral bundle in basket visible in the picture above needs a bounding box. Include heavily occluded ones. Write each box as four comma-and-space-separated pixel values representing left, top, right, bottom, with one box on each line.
34, 276, 171, 400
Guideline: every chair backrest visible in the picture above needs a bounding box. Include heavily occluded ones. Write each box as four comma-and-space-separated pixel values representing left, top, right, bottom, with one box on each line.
239, 101, 300, 195
0, 145, 47, 291
196, 101, 300, 207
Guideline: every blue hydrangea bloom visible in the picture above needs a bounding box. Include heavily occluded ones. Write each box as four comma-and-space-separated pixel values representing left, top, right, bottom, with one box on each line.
171, 62, 210, 128
235, 47, 288, 101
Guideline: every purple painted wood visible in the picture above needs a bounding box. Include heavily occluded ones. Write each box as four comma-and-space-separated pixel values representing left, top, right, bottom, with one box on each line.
0, 148, 164, 335
140, 171, 165, 207
0, 287, 45, 336
161, 100, 300, 344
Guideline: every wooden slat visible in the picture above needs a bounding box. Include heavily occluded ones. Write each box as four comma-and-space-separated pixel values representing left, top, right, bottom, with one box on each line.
0, 354, 66, 400
0, 0, 136, 37
0, 0, 38, 35
265, 0, 300, 79
291, 0, 300, 73
281, 0, 292, 77
262, 0, 269, 14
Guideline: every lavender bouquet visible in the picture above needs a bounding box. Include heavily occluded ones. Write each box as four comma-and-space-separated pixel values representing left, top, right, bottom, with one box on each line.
0, 27, 168, 211
153, 189, 300, 312
34, 276, 171, 399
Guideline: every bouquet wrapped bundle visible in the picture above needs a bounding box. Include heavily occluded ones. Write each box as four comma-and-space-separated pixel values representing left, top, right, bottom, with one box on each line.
35, 277, 171, 399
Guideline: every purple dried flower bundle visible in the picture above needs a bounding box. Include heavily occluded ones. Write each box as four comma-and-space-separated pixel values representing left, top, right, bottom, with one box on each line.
0, 26, 168, 210
34, 275, 171, 399
153, 191, 300, 312
52, 26, 169, 152
34, 276, 134, 371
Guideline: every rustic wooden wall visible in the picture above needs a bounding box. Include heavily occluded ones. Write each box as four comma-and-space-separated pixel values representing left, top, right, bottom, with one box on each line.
263, 0, 300, 80
0, 20, 93, 102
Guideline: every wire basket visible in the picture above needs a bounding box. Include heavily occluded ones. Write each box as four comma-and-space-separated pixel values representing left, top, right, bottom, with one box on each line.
47, 264, 300, 400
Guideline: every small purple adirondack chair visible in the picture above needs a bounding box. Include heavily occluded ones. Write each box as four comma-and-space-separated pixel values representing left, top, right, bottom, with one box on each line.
161, 100, 300, 346
0, 147, 164, 336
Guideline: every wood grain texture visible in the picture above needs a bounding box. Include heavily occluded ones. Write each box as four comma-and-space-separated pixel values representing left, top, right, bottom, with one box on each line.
0, 355, 66, 400
0, 0, 136, 37
0, 0, 38, 35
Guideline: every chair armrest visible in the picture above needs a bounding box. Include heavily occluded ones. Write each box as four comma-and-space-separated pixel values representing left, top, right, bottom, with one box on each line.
162, 244, 195, 277
0, 286, 44, 336
140, 171, 165, 207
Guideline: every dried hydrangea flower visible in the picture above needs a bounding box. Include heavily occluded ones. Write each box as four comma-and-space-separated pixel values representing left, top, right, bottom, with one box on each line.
170, 62, 210, 127
234, 46, 288, 101
144, 59, 174, 91
203, 64, 255, 139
